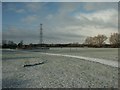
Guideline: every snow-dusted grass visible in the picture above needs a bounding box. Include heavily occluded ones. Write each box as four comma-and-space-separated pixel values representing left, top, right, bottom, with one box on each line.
46, 48, 118, 61
2, 48, 118, 61
41, 53, 118, 68
2, 48, 118, 88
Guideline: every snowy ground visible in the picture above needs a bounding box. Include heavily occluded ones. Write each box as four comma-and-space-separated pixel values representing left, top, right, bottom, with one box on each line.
2, 48, 118, 88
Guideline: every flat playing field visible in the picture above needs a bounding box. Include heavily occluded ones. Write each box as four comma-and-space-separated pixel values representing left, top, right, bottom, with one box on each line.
2, 48, 118, 88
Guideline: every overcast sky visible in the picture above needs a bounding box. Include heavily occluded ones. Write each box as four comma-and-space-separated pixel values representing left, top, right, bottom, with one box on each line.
2, 2, 118, 44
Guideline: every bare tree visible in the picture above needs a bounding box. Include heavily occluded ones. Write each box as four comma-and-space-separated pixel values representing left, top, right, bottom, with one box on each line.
109, 33, 120, 46
84, 37, 93, 45
95, 34, 107, 46
84, 34, 107, 47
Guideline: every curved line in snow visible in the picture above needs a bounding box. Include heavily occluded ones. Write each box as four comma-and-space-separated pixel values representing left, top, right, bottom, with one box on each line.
41, 53, 118, 68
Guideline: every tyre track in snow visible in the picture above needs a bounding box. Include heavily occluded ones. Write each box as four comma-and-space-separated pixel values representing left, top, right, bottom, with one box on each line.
41, 53, 118, 68
2, 49, 118, 68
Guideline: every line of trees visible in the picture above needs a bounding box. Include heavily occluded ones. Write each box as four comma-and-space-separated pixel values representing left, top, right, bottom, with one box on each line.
2, 40, 24, 49
84, 33, 120, 47
2, 33, 120, 49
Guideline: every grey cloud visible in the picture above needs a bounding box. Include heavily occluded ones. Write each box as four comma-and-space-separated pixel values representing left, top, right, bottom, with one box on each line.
24, 2, 48, 12
42, 3, 118, 43
15, 9, 25, 13
3, 26, 39, 39
84, 2, 118, 11
21, 15, 38, 24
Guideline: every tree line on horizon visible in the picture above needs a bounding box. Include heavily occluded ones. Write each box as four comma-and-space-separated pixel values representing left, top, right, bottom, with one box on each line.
1, 33, 120, 49
84, 33, 120, 47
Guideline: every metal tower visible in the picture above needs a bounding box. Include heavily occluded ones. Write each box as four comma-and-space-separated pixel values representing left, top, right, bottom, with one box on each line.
40, 24, 43, 46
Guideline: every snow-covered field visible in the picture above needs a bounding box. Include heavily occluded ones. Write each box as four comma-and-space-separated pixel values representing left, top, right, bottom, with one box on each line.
2, 48, 118, 88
